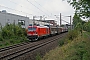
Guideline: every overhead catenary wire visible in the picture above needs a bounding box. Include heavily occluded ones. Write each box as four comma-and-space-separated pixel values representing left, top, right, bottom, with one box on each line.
33, 0, 53, 15
1, 0, 53, 19
26, 0, 49, 16
0, 4, 33, 16
8, 0, 51, 17
61, 19, 70, 24
9, 0, 40, 13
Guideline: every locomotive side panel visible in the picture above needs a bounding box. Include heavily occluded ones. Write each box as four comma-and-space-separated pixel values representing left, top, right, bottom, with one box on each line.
38, 28, 48, 37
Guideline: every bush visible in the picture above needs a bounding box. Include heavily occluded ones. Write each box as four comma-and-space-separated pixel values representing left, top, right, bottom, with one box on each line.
36, 53, 41, 60
58, 39, 65, 46
66, 30, 79, 40
83, 21, 90, 32
10, 39, 15, 44
1, 24, 26, 39
0, 37, 3, 41
4, 42, 9, 46
0, 31, 3, 41
58, 30, 79, 47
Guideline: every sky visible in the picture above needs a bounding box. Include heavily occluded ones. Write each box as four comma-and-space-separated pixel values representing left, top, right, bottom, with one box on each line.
0, 0, 75, 25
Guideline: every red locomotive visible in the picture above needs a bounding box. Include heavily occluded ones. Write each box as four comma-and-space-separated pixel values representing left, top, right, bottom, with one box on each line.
27, 24, 68, 41
27, 25, 50, 40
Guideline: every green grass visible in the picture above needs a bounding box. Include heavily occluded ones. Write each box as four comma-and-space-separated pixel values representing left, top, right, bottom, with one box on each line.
41, 31, 90, 60
36, 53, 42, 60
0, 36, 28, 48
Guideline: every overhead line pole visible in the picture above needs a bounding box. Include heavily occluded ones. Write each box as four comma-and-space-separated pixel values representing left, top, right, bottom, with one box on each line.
33, 16, 35, 26
62, 15, 72, 30
70, 16, 72, 30
65, 15, 72, 30
60, 13, 61, 26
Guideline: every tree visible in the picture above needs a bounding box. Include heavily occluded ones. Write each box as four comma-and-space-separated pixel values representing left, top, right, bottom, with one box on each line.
73, 13, 86, 28
66, 0, 90, 18
73, 13, 86, 35
1, 24, 26, 39
73, 13, 82, 27
83, 21, 90, 32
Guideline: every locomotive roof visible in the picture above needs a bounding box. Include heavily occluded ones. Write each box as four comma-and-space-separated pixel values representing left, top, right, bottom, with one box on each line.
28, 25, 49, 28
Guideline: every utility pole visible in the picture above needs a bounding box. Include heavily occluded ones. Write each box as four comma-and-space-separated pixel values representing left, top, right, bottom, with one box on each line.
65, 15, 72, 30
60, 13, 61, 26
70, 16, 72, 30
40, 16, 42, 20
33, 16, 35, 26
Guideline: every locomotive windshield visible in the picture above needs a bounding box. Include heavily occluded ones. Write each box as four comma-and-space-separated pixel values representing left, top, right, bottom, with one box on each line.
28, 27, 36, 31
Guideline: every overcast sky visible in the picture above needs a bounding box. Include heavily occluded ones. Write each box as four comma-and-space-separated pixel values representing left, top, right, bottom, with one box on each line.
0, 0, 75, 24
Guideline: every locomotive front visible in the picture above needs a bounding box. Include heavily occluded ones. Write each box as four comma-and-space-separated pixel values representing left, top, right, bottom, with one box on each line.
27, 26, 38, 40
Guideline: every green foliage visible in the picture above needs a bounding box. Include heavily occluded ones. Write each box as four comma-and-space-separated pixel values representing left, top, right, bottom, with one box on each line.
75, 22, 82, 31
66, 30, 78, 40
71, 41, 87, 60
66, 39, 90, 60
67, 0, 90, 18
73, 13, 82, 27
1, 24, 26, 39
9, 39, 15, 44
58, 38, 65, 46
36, 53, 41, 60
4, 42, 9, 46
58, 30, 79, 47
0, 37, 3, 41
0, 24, 27, 48
0, 31, 3, 41
83, 21, 90, 32
73, 14, 86, 35
42, 32, 90, 60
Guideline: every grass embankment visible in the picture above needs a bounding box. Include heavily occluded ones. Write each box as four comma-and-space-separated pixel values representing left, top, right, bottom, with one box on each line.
0, 36, 28, 48
41, 31, 90, 60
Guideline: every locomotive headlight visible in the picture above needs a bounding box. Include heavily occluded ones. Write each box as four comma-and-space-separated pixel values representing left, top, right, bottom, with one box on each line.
34, 32, 37, 35
35, 32, 37, 34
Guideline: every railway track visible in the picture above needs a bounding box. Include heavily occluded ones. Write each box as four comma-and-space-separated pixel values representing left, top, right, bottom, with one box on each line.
0, 42, 31, 52
0, 33, 67, 60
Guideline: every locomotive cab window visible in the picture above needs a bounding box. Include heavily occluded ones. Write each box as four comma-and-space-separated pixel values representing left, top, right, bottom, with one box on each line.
28, 27, 36, 31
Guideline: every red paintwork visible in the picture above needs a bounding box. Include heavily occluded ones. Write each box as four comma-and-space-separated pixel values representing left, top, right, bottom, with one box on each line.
27, 26, 50, 38
27, 25, 68, 40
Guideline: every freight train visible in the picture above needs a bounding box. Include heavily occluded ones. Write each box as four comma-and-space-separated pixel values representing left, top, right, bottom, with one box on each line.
27, 24, 68, 41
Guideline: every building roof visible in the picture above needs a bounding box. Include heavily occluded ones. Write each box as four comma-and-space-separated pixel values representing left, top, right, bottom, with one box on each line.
0, 11, 29, 19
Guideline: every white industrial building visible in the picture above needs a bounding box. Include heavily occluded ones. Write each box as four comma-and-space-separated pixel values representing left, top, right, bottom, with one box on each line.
0, 10, 30, 28
0, 10, 53, 29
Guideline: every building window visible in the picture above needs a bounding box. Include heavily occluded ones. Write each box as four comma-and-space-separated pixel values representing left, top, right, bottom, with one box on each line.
18, 20, 25, 25
7, 19, 10, 25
